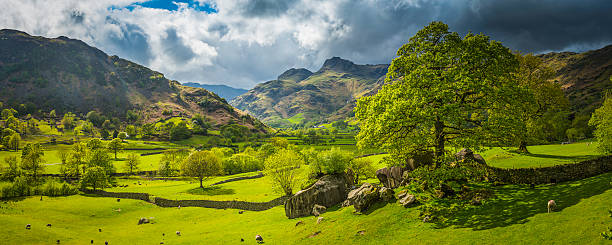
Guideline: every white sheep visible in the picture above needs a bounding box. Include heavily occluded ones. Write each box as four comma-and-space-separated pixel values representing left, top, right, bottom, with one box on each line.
547, 200, 557, 213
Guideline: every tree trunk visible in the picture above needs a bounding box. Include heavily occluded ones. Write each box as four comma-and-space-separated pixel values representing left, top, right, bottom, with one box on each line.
434, 119, 445, 168
114, 150, 117, 160
518, 141, 529, 153
199, 178, 204, 189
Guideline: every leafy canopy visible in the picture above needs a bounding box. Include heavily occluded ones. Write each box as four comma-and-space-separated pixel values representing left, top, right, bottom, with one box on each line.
355, 21, 525, 167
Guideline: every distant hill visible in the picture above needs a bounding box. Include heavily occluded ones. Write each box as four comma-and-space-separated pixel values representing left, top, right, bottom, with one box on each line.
232, 46, 612, 128
537, 45, 612, 115
0, 29, 266, 131
182, 83, 248, 101
230, 57, 388, 127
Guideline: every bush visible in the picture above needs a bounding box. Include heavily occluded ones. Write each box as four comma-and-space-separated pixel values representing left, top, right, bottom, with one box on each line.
0, 178, 77, 199
223, 153, 263, 175
318, 147, 352, 175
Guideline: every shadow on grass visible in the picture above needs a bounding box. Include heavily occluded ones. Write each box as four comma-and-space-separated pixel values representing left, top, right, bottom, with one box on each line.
440, 172, 612, 230
186, 186, 236, 196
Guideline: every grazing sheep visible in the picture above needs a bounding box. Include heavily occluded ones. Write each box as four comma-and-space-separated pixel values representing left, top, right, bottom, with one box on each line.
91, 240, 93, 244
47, 224, 52, 227
56, 240, 60, 244
176, 231, 181, 236
547, 200, 557, 213
241, 238, 244, 242
105, 241, 108, 245
255, 234, 263, 243
99, 228, 102, 232
26, 224, 31, 230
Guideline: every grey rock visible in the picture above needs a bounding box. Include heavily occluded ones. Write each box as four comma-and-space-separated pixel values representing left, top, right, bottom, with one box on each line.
312, 204, 327, 217
378, 187, 395, 202
285, 174, 352, 218
399, 194, 417, 207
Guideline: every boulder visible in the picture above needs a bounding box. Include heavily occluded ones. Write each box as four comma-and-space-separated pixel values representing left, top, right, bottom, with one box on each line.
397, 189, 409, 200
312, 204, 327, 217
317, 217, 324, 224
376, 166, 404, 189
351, 183, 380, 212
455, 148, 486, 165
378, 187, 395, 202
284, 173, 352, 218
399, 194, 417, 207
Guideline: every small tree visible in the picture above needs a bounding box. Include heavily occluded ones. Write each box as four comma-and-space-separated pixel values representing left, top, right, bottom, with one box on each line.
20, 143, 45, 181
80, 166, 108, 191
348, 158, 376, 185
8, 133, 20, 151
107, 138, 124, 160
61, 112, 76, 130
3, 156, 21, 181
100, 130, 110, 139
589, 93, 612, 153
118, 132, 128, 141
181, 150, 223, 188
88, 148, 114, 177
86, 138, 104, 150
126, 125, 137, 139
125, 153, 141, 175
68, 142, 88, 178
264, 149, 303, 196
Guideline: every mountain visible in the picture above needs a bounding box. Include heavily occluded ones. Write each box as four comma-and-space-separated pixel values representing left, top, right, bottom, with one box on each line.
537, 45, 612, 115
0, 29, 266, 131
230, 57, 388, 127
232, 45, 612, 128
182, 83, 248, 101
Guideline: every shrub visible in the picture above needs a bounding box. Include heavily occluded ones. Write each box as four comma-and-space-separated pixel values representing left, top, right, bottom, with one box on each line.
318, 147, 352, 175
223, 153, 263, 175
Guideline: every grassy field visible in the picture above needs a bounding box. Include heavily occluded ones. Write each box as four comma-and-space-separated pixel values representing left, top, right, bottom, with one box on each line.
0, 172, 610, 244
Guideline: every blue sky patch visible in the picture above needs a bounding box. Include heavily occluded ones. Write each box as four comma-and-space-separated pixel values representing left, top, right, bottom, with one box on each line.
111, 0, 217, 13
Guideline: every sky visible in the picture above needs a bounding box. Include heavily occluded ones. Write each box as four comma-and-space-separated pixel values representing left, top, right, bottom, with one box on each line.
1, 0, 611, 89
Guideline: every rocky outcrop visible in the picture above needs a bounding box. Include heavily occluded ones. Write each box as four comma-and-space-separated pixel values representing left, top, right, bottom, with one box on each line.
342, 183, 395, 213
379, 187, 395, 202
284, 174, 352, 218
397, 189, 417, 207
376, 166, 405, 188
312, 204, 327, 217
455, 148, 486, 165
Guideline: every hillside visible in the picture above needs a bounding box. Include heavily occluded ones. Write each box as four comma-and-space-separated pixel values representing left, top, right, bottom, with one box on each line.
182, 83, 248, 101
230, 57, 388, 127
232, 45, 612, 128
537, 44, 612, 115
0, 29, 265, 131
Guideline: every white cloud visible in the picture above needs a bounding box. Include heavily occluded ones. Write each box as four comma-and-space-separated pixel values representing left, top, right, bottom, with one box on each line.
1, 0, 610, 89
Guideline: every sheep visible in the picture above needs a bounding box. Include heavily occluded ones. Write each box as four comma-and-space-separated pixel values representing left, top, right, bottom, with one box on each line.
176, 231, 181, 236
547, 200, 557, 213
47, 223, 52, 227
25, 224, 31, 230
255, 234, 263, 243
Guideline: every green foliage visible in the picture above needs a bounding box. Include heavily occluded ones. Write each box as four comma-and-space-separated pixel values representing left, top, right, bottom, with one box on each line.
126, 125, 137, 138
181, 150, 223, 188
1, 108, 16, 120
80, 166, 108, 191
191, 114, 210, 135
355, 21, 524, 166
512, 53, 569, 151
61, 112, 76, 129
20, 143, 45, 181
107, 138, 124, 160
589, 93, 612, 153
7, 133, 20, 151
264, 149, 303, 195
86, 138, 104, 150
124, 153, 140, 174
126, 110, 139, 123
332, 120, 348, 130
348, 158, 376, 184
87, 148, 114, 178
222, 153, 262, 175
67, 142, 88, 178
170, 121, 191, 141
118, 132, 128, 140
2, 156, 21, 181
158, 149, 189, 177
86, 111, 105, 127
220, 123, 251, 143
318, 147, 352, 175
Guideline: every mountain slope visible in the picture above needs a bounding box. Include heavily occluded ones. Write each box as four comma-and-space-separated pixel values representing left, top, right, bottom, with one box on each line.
230, 58, 388, 127
0, 29, 265, 131
182, 83, 248, 101
537, 45, 612, 115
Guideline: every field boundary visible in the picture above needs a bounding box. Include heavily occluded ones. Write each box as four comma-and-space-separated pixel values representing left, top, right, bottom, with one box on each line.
210, 172, 264, 186
82, 190, 288, 211
487, 155, 612, 184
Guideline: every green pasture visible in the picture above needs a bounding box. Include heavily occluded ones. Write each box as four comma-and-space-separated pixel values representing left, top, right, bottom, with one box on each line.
0, 172, 610, 244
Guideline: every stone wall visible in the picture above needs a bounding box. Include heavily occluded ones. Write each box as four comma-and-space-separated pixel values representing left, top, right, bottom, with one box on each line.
487, 155, 612, 184
210, 172, 264, 186
83, 189, 287, 211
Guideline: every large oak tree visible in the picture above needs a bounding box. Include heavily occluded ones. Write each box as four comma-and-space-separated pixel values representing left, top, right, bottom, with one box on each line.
355, 21, 527, 168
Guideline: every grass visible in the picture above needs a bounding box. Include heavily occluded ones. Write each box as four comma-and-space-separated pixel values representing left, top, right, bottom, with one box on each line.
481, 142, 601, 168
1, 172, 610, 244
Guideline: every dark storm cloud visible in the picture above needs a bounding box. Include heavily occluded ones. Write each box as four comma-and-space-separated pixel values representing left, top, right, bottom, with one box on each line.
446, 0, 612, 53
